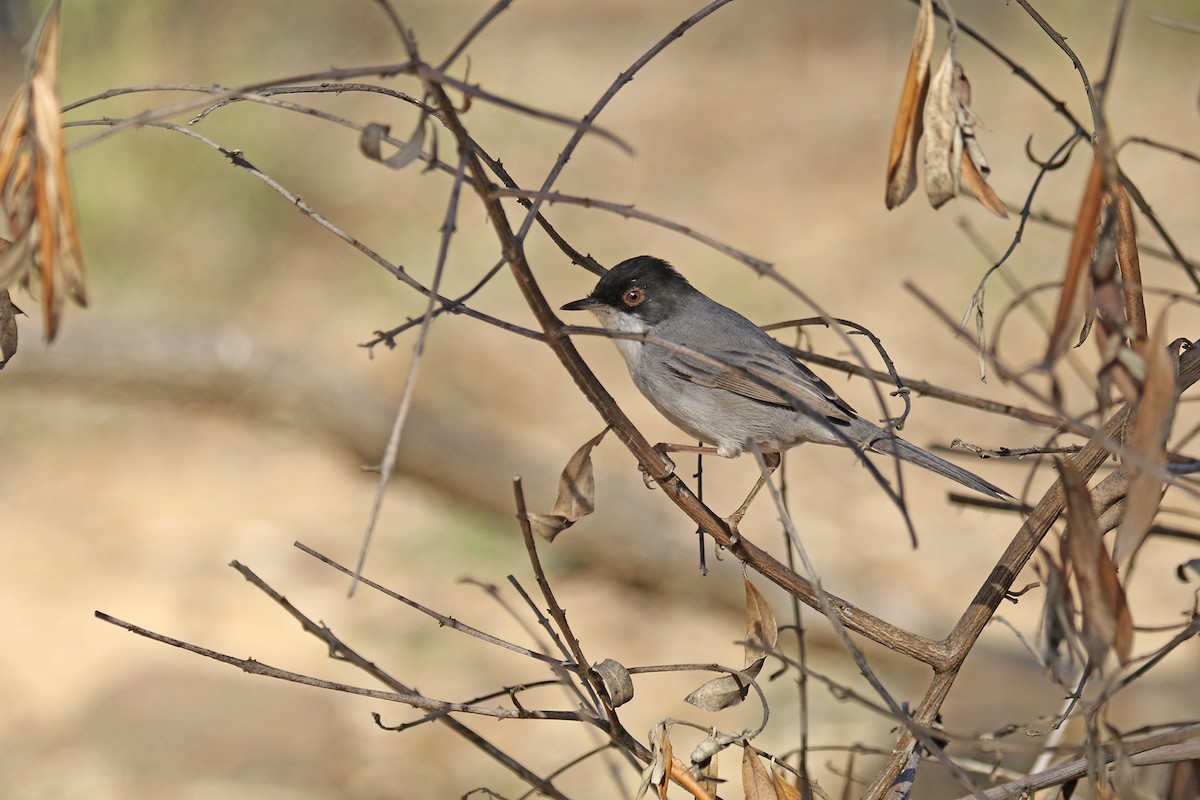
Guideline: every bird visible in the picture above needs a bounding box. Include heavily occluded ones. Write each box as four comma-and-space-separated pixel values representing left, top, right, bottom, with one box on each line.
560, 255, 1007, 525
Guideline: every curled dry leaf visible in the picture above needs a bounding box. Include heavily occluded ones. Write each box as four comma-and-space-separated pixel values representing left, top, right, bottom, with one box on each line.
636, 721, 671, 800
742, 745, 781, 800
591, 658, 634, 707
684, 658, 764, 712
1057, 459, 1134, 667
1114, 185, 1148, 341
1114, 315, 1179, 566
1036, 551, 1079, 683
955, 67, 1007, 217
922, 48, 962, 209
658, 730, 672, 800
884, 0, 934, 209
743, 577, 779, 665
1044, 151, 1105, 366
359, 113, 427, 170
526, 427, 608, 541
0, 0, 88, 341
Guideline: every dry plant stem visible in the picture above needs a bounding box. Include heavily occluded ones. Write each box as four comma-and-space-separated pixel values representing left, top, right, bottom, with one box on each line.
94, 606, 579, 800
862, 346, 1200, 800
752, 448, 988, 800
350, 152, 467, 594
294, 542, 564, 668
514, 0, 738, 244
511, 483, 615, 714
953, 742, 1200, 800
490, 187, 770, 273
791, 347, 1090, 437
65, 116, 546, 343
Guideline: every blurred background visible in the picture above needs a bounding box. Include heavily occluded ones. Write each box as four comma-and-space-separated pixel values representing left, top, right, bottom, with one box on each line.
1, 0, 1198, 797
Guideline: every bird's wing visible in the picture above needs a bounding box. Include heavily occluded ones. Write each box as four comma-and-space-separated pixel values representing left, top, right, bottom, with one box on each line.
667, 347, 857, 423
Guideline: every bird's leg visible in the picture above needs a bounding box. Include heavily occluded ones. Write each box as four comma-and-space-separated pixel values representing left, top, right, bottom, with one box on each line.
726, 452, 782, 532
639, 442, 718, 489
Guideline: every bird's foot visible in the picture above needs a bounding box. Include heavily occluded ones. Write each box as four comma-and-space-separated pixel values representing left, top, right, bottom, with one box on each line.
640, 448, 676, 489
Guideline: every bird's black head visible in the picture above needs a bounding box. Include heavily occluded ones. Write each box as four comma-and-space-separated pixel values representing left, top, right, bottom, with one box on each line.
560, 255, 693, 325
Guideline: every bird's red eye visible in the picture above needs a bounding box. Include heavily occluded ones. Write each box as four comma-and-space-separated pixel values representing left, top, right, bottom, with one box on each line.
623, 287, 645, 307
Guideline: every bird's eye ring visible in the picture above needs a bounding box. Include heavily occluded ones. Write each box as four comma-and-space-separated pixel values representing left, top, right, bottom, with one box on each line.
622, 287, 645, 307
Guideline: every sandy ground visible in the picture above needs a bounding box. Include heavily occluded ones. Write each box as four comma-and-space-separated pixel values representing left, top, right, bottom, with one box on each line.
2, 0, 1199, 797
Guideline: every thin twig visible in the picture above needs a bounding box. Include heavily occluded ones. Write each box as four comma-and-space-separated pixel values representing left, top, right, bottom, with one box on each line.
750, 445, 988, 799
349, 151, 467, 594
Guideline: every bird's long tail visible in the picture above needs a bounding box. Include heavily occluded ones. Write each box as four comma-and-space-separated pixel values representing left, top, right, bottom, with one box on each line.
857, 424, 1009, 500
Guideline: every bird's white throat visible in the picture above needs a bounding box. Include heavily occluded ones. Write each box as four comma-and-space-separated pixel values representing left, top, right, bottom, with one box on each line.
591, 307, 648, 367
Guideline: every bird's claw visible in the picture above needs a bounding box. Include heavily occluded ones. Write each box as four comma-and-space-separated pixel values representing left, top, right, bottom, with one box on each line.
640, 449, 676, 489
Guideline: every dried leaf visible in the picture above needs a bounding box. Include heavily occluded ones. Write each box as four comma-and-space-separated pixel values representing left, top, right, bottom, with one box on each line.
742, 745, 781, 800
0, 0, 88, 340
526, 427, 608, 541
744, 578, 779, 666
684, 658, 763, 712
1092, 205, 1143, 406
1114, 185, 1147, 341
0, 236, 18, 367
636, 722, 672, 800
1114, 315, 1178, 565
1037, 551, 1079, 682
592, 658, 634, 707
359, 114, 427, 170
1045, 151, 1105, 365
922, 48, 962, 209
960, 146, 1007, 216
954, 66, 1007, 218
885, 0, 934, 209
1058, 459, 1134, 667
657, 731, 672, 800
773, 769, 804, 800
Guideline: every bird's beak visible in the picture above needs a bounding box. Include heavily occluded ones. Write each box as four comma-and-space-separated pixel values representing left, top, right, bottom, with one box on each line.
560, 296, 600, 312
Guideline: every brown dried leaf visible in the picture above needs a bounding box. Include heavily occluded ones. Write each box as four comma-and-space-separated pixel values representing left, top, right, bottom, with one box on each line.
1044, 151, 1105, 365
1114, 315, 1179, 565
657, 732, 672, 800
1114, 185, 1148, 342
773, 769, 804, 800
0, 287, 18, 368
960, 146, 1008, 217
592, 658, 634, 707
885, 0, 934, 209
359, 115, 427, 170
698, 743, 720, 799
684, 658, 763, 712
636, 722, 671, 800
742, 745, 781, 800
527, 427, 608, 541
922, 48, 962, 209
744, 577, 779, 666
0, 0, 87, 340
1058, 459, 1134, 667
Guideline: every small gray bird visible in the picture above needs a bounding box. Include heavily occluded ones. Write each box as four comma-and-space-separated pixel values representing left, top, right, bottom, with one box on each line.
561, 255, 1006, 520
